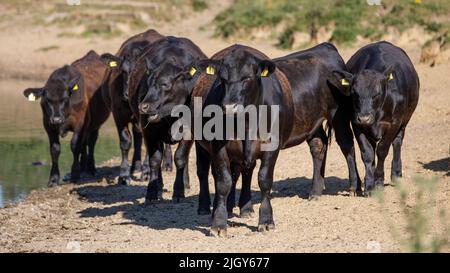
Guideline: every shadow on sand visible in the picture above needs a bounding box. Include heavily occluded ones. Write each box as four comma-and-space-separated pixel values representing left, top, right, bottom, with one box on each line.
74, 173, 352, 234
419, 157, 449, 176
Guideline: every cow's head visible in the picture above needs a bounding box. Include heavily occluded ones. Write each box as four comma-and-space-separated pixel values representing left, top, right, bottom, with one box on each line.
100, 41, 149, 101
23, 65, 82, 126
334, 63, 398, 126
137, 57, 197, 123
203, 49, 276, 114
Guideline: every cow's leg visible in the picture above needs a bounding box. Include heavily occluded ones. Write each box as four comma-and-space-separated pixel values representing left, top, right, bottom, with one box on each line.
210, 145, 232, 237
114, 116, 132, 185
70, 132, 82, 182
172, 140, 193, 203
239, 161, 256, 218
354, 128, 376, 196
162, 144, 174, 172
196, 143, 211, 215
257, 150, 279, 232
333, 113, 362, 196
307, 127, 328, 200
375, 129, 398, 189
141, 152, 150, 182
80, 143, 88, 174
130, 125, 143, 178
45, 126, 60, 187
144, 140, 164, 204
228, 162, 240, 216
391, 127, 405, 181
86, 129, 99, 176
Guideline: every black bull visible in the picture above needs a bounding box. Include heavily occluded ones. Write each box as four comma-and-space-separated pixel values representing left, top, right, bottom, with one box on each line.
334, 41, 419, 195
126, 36, 207, 204
190, 43, 361, 235
99, 29, 174, 185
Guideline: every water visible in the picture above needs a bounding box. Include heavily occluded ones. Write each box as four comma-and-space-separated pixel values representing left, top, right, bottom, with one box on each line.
0, 79, 120, 207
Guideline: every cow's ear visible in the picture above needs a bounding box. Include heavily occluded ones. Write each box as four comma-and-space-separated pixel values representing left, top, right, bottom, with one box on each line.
198, 60, 223, 78
182, 60, 223, 80
100, 53, 122, 69
257, 60, 276, 78
332, 70, 354, 96
23, 88, 44, 101
180, 60, 199, 79
383, 63, 399, 82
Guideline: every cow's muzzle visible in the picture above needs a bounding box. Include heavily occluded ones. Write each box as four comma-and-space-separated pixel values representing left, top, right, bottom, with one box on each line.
50, 116, 64, 125
356, 114, 374, 125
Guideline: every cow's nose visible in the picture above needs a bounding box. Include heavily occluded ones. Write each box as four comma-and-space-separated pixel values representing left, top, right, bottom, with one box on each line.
51, 117, 63, 125
357, 114, 373, 125
139, 103, 151, 114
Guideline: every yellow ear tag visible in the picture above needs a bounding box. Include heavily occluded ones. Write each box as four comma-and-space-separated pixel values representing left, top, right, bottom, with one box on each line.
28, 93, 36, 101
388, 73, 394, 81
72, 84, 79, 91
261, 67, 269, 77
341, 79, 350, 86
189, 67, 197, 77
109, 61, 118, 68
206, 65, 215, 75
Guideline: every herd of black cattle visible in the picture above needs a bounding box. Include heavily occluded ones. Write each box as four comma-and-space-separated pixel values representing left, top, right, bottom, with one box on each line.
23, 29, 419, 235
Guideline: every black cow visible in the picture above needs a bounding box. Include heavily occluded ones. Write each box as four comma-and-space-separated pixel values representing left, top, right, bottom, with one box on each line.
190, 43, 360, 235
23, 50, 109, 186
125, 36, 207, 203
334, 41, 419, 194
99, 29, 174, 185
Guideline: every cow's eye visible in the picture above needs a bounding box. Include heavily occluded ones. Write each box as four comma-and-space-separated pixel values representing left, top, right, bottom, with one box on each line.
160, 83, 170, 89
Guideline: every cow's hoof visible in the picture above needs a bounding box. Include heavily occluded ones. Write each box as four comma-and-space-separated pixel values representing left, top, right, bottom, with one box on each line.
48, 174, 60, 187
391, 171, 402, 182
210, 226, 228, 238
257, 223, 275, 232
144, 198, 159, 206
227, 211, 235, 218
239, 207, 254, 218
141, 173, 149, 182
363, 189, 373, 197
157, 191, 164, 201
197, 208, 211, 215
118, 176, 131, 186
308, 194, 320, 201
48, 181, 58, 187
375, 180, 385, 189
172, 196, 185, 203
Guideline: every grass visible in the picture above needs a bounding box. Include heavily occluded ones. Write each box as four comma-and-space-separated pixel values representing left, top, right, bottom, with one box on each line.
35, 45, 60, 52
191, 0, 208, 12
214, 0, 450, 48
375, 176, 449, 252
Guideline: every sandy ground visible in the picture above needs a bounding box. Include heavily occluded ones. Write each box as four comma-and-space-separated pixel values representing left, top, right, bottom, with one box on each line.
0, 2, 449, 253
